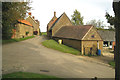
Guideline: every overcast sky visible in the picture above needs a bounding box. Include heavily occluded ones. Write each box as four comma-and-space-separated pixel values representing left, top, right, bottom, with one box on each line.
30, 0, 114, 32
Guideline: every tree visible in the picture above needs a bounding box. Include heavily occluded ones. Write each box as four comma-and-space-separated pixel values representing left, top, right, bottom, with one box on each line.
2, 2, 31, 39
113, 1, 120, 80
86, 19, 104, 28
105, 12, 115, 25
71, 9, 84, 25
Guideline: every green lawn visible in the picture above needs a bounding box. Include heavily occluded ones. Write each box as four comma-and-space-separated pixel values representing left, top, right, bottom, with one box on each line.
42, 39, 80, 55
2, 36, 35, 44
109, 61, 115, 68
2, 72, 60, 79
41, 32, 47, 35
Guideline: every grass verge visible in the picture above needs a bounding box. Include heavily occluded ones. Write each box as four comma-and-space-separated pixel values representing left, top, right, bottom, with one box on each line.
2, 72, 60, 79
42, 39, 80, 55
41, 32, 47, 36
2, 36, 35, 44
109, 61, 115, 68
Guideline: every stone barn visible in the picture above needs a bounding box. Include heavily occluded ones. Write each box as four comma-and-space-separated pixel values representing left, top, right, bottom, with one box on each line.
53, 25, 103, 55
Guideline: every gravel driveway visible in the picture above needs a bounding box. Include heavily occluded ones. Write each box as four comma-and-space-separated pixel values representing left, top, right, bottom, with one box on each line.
2, 36, 115, 78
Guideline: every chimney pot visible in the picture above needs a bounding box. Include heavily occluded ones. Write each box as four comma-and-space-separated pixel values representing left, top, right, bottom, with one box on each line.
32, 16, 35, 19
28, 12, 31, 16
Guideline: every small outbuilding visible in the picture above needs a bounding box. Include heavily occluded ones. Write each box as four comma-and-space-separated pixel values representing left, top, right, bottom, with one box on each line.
97, 30, 115, 50
53, 25, 103, 55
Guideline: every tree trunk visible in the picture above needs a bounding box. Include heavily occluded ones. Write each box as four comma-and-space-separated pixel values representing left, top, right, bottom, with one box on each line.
113, 1, 120, 80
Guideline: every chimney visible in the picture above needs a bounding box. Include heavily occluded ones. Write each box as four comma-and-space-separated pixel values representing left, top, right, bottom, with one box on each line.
54, 11, 56, 17
28, 12, 31, 16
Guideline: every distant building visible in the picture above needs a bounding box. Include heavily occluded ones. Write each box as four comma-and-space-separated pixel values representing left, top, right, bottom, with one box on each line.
26, 12, 40, 36
12, 12, 40, 39
97, 30, 115, 50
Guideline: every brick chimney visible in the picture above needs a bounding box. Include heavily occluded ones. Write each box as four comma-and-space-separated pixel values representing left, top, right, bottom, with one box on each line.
54, 11, 56, 17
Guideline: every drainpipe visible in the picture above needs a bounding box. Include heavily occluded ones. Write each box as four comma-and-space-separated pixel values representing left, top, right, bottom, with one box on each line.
97, 41, 99, 49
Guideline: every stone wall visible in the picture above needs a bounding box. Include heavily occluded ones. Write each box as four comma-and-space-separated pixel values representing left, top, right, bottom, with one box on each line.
53, 37, 103, 55
53, 37, 81, 51
83, 27, 102, 41
13, 23, 33, 38
81, 40, 103, 55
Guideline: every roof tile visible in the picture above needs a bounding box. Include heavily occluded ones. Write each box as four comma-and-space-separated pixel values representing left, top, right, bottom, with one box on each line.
18, 20, 33, 26
53, 25, 92, 40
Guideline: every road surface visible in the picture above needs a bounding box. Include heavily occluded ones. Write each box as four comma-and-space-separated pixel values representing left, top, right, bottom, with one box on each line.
2, 36, 115, 78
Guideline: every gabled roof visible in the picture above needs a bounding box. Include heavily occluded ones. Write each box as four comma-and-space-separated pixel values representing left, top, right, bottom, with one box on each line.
47, 16, 57, 30
49, 12, 72, 31
18, 20, 32, 26
53, 25, 93, 40
26, 15, 38, 24
97, 30, 115, 41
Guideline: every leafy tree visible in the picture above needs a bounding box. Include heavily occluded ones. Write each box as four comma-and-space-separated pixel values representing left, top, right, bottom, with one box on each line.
2, 2, 31, 39
105, 12, 115, 25
86, 19, 104, 28
71, 9, 84, 25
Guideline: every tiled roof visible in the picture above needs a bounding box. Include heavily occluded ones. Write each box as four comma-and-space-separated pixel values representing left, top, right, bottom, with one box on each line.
18, 20, 33, 26
53, 25, 92, 40
47, 16, 57, 30
97, 30, 115, 41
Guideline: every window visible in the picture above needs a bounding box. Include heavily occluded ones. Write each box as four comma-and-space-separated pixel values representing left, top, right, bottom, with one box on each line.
91, 35, 94, 38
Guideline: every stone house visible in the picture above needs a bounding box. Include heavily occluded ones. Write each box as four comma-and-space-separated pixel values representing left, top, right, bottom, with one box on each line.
47, 12, 57, 37
97, 30, 115, 50
53, 25, 103, 55
47, 12, 73, 38
11, 20, 33, 39
26, 12, 40, 36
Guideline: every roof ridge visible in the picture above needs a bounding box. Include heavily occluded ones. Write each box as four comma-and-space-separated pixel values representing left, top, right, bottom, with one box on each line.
18, 19, 32, 27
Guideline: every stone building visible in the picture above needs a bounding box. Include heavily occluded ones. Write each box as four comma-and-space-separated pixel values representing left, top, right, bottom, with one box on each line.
47, 12, 103, 55
53, 25, 103, 55
47, 12, 72, 37
11, 20, 33, 39
26, 12, 40, 36
47, 12, 57, 37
